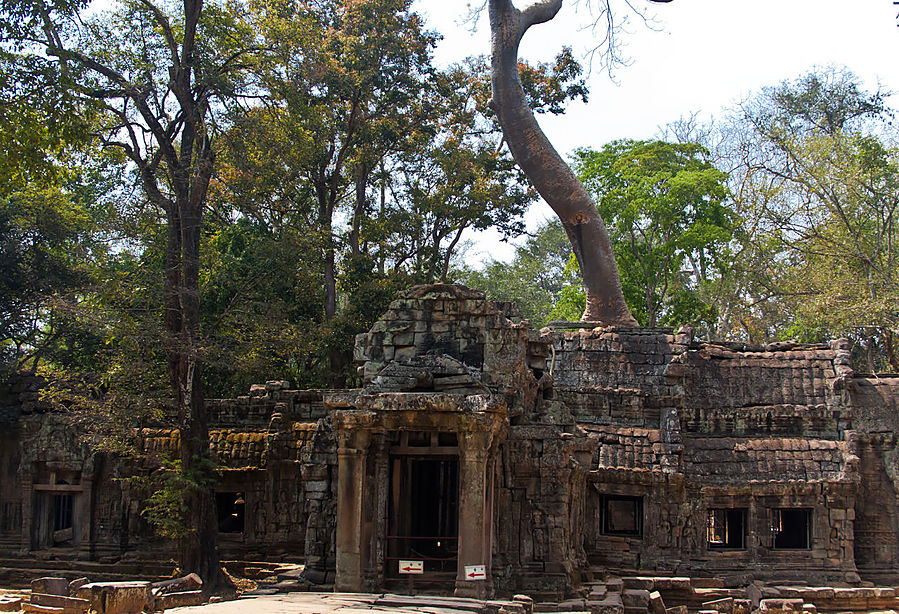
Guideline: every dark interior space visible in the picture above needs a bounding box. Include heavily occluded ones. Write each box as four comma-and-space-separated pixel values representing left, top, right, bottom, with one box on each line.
707, 508, 746, 549
601, 495, 643, 537
216, 492, 245, 534
773, 508, 812, 549
388, 456, 459, 575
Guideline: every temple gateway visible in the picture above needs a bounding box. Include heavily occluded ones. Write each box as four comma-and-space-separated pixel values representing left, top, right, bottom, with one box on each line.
2, 284, 899, 599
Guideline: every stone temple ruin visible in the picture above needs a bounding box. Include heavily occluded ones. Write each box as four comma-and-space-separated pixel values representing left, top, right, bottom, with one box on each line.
2, 284, 899, 604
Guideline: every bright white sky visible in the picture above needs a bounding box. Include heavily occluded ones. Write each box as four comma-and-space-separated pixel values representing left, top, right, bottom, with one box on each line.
412, 0, 899, 265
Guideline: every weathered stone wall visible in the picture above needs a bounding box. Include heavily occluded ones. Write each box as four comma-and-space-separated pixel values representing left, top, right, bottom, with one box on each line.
0, 375, 330, 564
844, 375, 899, 581
549, 328, 863, 583
0, 375, 42, 553
0, 421, 24, 553
2, 285, 899, 595
138, 388, 328, 562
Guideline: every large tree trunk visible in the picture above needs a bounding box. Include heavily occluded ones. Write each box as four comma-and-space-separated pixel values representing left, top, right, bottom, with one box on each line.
488, 0, 637, 325
164, 144, 231, 594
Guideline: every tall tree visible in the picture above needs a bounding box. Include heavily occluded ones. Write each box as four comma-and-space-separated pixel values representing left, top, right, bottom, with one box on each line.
243, 0, 437, 384
721, 68, 898, 370
1, 0, 258, 588
486, 0, 670, 325
573, 140, 733, 328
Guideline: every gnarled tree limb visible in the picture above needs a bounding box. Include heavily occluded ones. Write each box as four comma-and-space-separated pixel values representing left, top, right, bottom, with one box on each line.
488, 0, 638, 325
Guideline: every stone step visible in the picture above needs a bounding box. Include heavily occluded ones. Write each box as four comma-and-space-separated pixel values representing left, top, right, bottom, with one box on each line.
587, 592, 624, 614
241, 587, 278, 596
275, 566, 306, 582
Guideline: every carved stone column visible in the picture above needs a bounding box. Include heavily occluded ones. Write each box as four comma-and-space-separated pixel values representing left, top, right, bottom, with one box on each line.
334, 429, 370, 592
455, 430, 493, 599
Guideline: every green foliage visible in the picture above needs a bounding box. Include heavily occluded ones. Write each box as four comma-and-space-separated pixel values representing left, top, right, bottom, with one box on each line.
459, 219, 573, 325
573, 139, 734, 329
0, 154, 121, 374
136, 458, 219, 540
546, 254, 586, 322
722, 67, 899, 370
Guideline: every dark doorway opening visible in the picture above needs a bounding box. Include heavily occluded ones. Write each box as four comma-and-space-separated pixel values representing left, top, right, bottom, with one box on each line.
772, 508, 812, 549
215, 492, 245, 534
51, 493, 73, 545
387, 455, 459, 578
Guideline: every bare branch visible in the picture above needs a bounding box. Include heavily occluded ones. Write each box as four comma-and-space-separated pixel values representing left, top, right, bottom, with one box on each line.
520, 0, 563, 33
135, 0, 180, 67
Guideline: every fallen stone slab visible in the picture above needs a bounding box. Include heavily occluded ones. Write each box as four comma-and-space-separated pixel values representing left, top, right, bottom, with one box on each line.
649, 590, 666, 614
621, 589, 651, 608
151, 574, 202, 596
653, 578, 692, 591
31, 592, 90, 613
759, 598, 805, 612
0, 597, 22, 612
68, 579, 90, 597
22, 603, 65, 614
585, 599, 622, 614
486, 600, 530, 614
554, 599, 586, 612
32, 578, 69, 596
154, 590, 204, 610
702, 597, 734, 613
76, 581, 151, 614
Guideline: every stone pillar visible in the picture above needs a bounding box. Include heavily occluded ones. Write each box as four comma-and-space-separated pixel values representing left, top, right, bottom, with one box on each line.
367, 432, 390, 591
455, 430, 492, 599
20, 474, 33, 552
334, 430, 370, 592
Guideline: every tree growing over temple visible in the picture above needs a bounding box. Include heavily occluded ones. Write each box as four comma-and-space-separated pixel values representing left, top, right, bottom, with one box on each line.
487, 0, 671, 325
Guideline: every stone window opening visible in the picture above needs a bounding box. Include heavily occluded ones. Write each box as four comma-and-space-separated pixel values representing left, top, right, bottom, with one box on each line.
771, 508, 812, 549
707, 508, 746, 550
215, 492, 245, 534
600, 495, 643, 537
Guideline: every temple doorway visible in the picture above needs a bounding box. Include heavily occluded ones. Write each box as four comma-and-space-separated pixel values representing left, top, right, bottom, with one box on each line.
386, 432, 460, 584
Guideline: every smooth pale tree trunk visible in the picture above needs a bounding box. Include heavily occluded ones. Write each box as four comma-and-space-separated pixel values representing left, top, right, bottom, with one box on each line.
488, 0, 638, 325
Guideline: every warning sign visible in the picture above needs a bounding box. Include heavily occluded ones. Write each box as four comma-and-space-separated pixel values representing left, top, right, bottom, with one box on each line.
398, 560, 424, 574
464, 565, 486, 581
